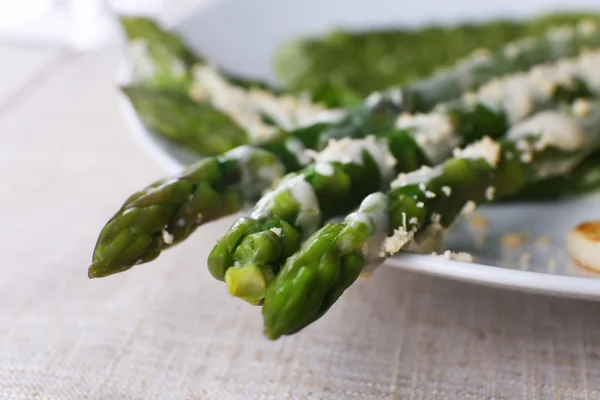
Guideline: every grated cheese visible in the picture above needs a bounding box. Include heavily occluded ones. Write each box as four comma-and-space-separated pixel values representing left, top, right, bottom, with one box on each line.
381, 227, 413, 256
269, 227, 282, 236
162, 229, 174, 245
433, 250, 474, 263
390, 165, 438, 189
453, 136, 501, 167
315, 162, 335, 177
461, 200, 477, 215
315, 136, 397, 181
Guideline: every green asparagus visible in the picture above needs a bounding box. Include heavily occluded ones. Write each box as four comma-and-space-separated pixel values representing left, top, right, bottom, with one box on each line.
122, 85, 250, 155
209, 48, 600, 303
120, 16, 197, 91
89, 91, 405, 278
275, 14, 599, 107
261, 98, 600, 339
120, 16, 275, 92
501, 149, 600, 201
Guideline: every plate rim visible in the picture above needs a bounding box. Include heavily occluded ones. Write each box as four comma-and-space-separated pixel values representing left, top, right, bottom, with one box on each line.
386, 253, 600, 300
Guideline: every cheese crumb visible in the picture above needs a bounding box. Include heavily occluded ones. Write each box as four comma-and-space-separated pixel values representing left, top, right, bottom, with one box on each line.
453, 136, 501, 167
433, 250, 474, 263
416, 202, 424, 208
419, 183, 426, 192
521, 152, 533, 163
536, 236, 551, 246
391, 165, 437, 188
425, 191, 436, 199
502, 233, 526, 248
358, 271, 373, 280
381, 228, 413, 256
573, 99, 591, 117
269, 227, 282, 236
409, 217, 419, 225
470, 214, 488, 229
441, 186, 452, 196
315, 162, 335, 177
461, 200, 477, 215
485, 186, 496, 201
162, 229, 174, 245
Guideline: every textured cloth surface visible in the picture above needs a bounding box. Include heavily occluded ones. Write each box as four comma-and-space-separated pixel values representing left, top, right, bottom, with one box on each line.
3, 44, 600, 400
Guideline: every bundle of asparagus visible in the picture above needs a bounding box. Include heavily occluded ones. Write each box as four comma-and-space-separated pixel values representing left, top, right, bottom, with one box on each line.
98, 18, 599, 278
209, 47, 600, 304
261, 99, 600, 339
90, 15, 600, 341
89, 91, 404, 278
121, 17, 600, 157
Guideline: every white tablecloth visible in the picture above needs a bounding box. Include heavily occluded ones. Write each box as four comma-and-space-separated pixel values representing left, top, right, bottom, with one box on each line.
3, 43, 600, 400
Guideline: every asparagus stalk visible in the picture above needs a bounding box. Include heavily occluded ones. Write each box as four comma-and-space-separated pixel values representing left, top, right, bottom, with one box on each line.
274, 13, 598, 107
387, 18, 600, 112
120, 16, 198, 91
122, 85, 250, 155
209, 48, 600, 303
261, 99, 600, 339
89, 92, 404, 278
501, 149, 600, 201
120, 16, 275, 92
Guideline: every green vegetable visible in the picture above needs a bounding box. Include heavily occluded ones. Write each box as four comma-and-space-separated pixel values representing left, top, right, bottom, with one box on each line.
89, 91, 405, 278
275, 13, 600, 108
209, 47, 600, 303
261, 100, 600, 339
122, 85, 250, 155
501, 149, 600, 201
120, 16, 276, 92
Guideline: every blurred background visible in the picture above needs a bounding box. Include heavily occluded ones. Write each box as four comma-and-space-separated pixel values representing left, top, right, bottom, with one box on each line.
0, 0, 200, 50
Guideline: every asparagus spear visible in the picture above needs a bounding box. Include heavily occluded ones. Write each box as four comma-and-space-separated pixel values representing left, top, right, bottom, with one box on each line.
120, 16, 197, 91
89, 92, 404, 278
209, 48, 600, 303
501, 149, 600, 201
400, 18, 600, 112
122, 85, 250, 155
120, 16, 276, 92
275, 13, 599, 107
261, 99, 600, 339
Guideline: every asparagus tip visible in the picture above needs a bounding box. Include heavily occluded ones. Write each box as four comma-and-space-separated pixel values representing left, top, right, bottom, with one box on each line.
225, 265, 270, 305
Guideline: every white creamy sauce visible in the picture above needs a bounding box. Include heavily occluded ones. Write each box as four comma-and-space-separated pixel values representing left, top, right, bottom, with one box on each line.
453, 136, 501, 167
507, 111, 585, 152
315, 162, 335, 177
472, 49, 600, 124
250, 174, 320, 235
395, 112, 460, 164
191, 65, 274, 140
390, 165, 441, 189
190, 65, 344, 141
315, 137, 397, 182
351, 193, 390, 272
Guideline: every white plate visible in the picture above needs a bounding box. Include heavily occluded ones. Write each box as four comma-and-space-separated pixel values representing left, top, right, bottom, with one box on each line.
118, 0, 600, 300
